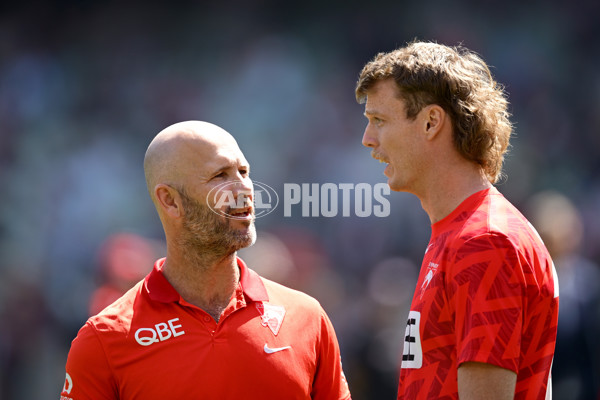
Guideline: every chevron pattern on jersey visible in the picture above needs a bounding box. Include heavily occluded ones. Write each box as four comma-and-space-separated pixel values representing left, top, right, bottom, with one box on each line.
398, 188, 558, 400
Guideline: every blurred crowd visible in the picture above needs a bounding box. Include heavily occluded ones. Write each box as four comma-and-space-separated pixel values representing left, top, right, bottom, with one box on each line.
0, 1, 599, 399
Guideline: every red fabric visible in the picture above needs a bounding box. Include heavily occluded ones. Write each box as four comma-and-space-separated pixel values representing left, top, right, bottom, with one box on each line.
61, 258, 351, 400
397, 187, 559, 400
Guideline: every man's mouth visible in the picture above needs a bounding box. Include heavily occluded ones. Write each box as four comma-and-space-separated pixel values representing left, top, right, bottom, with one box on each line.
371, 151, 389, 164
227, 206, 254, 220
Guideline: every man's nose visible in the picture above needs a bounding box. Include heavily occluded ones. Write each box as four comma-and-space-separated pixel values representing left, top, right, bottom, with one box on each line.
232, 179, 253, 204
362, 124, 377, 148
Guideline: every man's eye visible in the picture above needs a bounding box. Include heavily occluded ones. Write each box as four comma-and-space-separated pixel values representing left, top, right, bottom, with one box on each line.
214, 172, 226, 178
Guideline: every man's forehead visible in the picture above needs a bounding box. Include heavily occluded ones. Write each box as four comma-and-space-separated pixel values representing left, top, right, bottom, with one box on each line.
184, 143, 247, 175
210, 150, 249, 168
367, 79, 401, 100
364, 81, 406, 113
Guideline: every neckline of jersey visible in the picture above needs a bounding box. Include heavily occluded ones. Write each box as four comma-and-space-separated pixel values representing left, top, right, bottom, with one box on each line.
143, 257, 269, 304
430, 186, 499, 237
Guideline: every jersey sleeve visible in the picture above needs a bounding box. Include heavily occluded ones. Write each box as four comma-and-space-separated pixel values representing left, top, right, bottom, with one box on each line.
310, 308, 352, 400
447, 233, 525, 373
61, 322, 118, 400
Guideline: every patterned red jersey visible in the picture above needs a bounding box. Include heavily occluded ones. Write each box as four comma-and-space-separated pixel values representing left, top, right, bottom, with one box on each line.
398, 187, 559, 399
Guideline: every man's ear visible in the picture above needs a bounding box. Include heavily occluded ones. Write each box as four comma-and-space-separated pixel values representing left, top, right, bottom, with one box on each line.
154, 184, 183, 218
422, 105, 446, 140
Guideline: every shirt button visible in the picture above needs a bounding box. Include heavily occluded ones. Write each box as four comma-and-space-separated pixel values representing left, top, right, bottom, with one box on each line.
203, 316, 211, 322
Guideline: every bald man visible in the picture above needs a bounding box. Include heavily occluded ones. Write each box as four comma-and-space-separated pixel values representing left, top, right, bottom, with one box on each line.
60, 121, 352, 400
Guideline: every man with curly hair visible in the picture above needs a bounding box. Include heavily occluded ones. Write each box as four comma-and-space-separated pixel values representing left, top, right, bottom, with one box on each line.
356, 41, 558, 399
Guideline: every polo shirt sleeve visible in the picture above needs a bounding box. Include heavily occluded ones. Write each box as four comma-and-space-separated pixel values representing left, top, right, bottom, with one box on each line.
61, 322, 118, 400
447, 233, 525, 373
310, 308, 352, 400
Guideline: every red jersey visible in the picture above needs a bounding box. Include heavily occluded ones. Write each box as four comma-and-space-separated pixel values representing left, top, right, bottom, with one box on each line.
60, 258, 351, 400
398, 187, 559, 399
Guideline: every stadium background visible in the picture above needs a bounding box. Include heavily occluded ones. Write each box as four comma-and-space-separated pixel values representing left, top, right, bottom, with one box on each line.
1, 0, 599, 398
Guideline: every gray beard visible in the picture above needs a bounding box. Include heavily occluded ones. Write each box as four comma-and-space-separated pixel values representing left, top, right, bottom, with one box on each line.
177, 192, 256, 268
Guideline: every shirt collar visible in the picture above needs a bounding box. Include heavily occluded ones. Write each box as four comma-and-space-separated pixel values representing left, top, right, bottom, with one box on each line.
431, 186, 498, 235
144, 257, 269, 303
237, 257, 269, 302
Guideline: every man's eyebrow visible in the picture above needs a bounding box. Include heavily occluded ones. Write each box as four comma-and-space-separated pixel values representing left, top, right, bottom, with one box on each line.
209, 160, 233, 175
364, 109, 380, 117
210, 165, 228, 175
210, 161, 250, 176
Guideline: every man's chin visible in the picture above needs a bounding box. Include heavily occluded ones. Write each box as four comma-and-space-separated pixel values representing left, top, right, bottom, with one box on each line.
233, 226, 257, 250
231, 217, 255, 227
387, 176, 409, 193
387, 179, 401, 192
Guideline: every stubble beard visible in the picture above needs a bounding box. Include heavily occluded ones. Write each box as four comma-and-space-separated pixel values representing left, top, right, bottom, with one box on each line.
177, 192, 256, 266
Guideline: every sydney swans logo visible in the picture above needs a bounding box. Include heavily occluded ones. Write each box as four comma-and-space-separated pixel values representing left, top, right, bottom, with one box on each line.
207, 181, 279, 220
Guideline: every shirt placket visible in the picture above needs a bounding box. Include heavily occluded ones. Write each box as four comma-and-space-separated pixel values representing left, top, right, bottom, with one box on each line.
181, 283, 248, 335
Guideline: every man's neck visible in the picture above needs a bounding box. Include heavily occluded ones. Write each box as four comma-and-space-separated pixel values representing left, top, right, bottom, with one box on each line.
418, 164, 492, 225
161, 247, 240, 322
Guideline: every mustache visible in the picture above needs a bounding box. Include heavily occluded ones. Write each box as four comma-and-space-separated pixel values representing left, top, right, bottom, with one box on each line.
371, 150, 388, 163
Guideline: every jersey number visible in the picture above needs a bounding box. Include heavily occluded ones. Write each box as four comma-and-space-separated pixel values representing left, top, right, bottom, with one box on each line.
401, 311, 423, 369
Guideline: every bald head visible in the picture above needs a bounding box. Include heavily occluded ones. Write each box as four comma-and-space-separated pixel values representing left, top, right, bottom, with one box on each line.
144, 121, 245, 203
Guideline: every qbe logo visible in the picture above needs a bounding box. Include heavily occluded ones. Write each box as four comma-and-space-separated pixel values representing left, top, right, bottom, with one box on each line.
207, 180, 279, 220
135, 318, 186, 346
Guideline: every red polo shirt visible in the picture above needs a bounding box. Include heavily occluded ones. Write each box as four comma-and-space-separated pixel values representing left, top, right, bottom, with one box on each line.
60, 258, 351, 400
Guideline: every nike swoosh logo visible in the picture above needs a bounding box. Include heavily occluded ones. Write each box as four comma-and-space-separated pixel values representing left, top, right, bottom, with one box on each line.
264, 343, 292, 354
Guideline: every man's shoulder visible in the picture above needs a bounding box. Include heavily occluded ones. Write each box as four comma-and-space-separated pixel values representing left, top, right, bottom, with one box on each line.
451, 190, 525, 241
259, 276, 322, 312
86, 280, 146, 333
444, 190, 550, 266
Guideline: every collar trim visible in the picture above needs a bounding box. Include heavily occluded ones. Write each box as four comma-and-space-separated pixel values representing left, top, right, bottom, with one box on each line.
238, 257, 269, 302
144, 257, 269, 303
